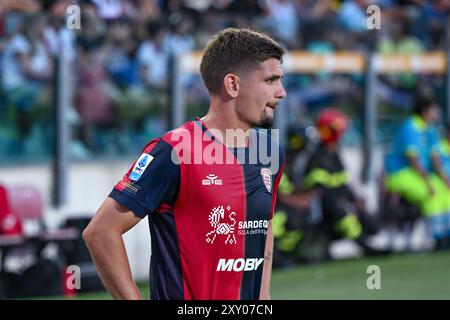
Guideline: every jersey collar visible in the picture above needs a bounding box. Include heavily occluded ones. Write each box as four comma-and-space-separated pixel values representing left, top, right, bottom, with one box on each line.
194, 116, 252, 149
411, 114, 427, 132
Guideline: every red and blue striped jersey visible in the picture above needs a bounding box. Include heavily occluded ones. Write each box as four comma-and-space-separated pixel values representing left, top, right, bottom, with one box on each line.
110, 118, 285, 300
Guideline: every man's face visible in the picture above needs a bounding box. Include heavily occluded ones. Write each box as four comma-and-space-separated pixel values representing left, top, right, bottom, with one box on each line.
235, 58, 286, 129
424, 104, 440, 123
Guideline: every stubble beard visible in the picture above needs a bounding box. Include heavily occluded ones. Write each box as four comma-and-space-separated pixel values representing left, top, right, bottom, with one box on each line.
259, 108, 274, 129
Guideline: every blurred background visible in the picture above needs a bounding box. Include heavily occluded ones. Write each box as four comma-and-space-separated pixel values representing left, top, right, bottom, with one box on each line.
0, 0, 450, 299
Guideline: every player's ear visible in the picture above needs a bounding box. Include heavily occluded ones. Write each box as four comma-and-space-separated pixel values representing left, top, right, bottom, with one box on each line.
223, 73, 239, 98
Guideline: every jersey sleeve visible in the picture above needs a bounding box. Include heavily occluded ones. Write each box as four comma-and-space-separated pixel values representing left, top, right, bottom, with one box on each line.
109, 138, 180, 218
427, 126, 441, 156
401, 123, 422, 157
270, 144, 285, 220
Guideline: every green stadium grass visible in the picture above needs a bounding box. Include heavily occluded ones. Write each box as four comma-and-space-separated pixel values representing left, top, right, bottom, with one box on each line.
40, 251, 450, 300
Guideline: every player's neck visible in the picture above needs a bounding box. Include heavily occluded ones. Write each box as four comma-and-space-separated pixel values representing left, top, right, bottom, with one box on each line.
201, 105, 251, 148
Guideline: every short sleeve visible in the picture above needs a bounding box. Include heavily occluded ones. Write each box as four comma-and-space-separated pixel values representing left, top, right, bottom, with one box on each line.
109, 139, 180, 218
427, 126, 440, 155
11, 35, 30, 55
401, 123, 422, 157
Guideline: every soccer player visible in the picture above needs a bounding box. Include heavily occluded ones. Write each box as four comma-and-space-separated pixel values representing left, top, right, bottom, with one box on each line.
83, 28, 287, 300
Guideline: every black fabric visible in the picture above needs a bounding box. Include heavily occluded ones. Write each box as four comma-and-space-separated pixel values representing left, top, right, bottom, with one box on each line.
303, 144, 354, 201
303, 144, 356, 236
1, 257, 62, 299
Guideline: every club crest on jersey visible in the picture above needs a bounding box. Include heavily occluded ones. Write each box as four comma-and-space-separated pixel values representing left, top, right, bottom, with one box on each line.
260, 168, 272, 192
129, 153, 154, 181
206, 205, 237, 245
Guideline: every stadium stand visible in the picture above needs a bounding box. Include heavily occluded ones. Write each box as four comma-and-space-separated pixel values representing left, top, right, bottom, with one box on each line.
0, 0, 449, 297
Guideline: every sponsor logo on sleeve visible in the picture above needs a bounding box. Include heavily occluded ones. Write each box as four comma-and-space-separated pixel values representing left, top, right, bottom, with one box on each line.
129, 153, 154, 181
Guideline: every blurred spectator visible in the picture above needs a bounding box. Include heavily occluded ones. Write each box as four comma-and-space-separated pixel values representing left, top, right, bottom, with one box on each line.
414, 0, 450, 49
338, 0, 368, 33
183, 0, 212, 12
105, 18, 167, 147
194, 11, 227, 48
104, 18, 139, 88
378, 21, 424, 89
302, 108, 387, 255
1, 14, 53, 154
384, 94, 450, 250
43, 1, 77, 61
74, 11, 114, 153
137, 19, 169, 89
226, 0, 265, 19
133, 0, 161, 21
263, 0, 300, 48
90, 0, 128, 21
0, 0, 41, 14
164, 14, 195, 56
297, 0, 334, 47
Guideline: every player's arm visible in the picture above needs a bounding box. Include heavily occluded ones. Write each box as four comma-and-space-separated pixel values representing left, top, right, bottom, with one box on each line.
260, 147, 285, 300
432, 152, 450, 187
83, 138, 179, 299
83, 197, 142, 300
407, 152, 430, 181
259, 220, 273, 300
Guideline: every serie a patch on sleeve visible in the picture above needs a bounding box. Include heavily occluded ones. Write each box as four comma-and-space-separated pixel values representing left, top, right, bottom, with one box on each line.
129, 153, 154, 181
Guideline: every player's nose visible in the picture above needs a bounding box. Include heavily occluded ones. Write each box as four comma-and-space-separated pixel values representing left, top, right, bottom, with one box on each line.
275, 83, 287, 100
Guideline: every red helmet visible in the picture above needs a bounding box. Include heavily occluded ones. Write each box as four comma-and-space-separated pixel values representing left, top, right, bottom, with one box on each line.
315, 108, 349, 144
